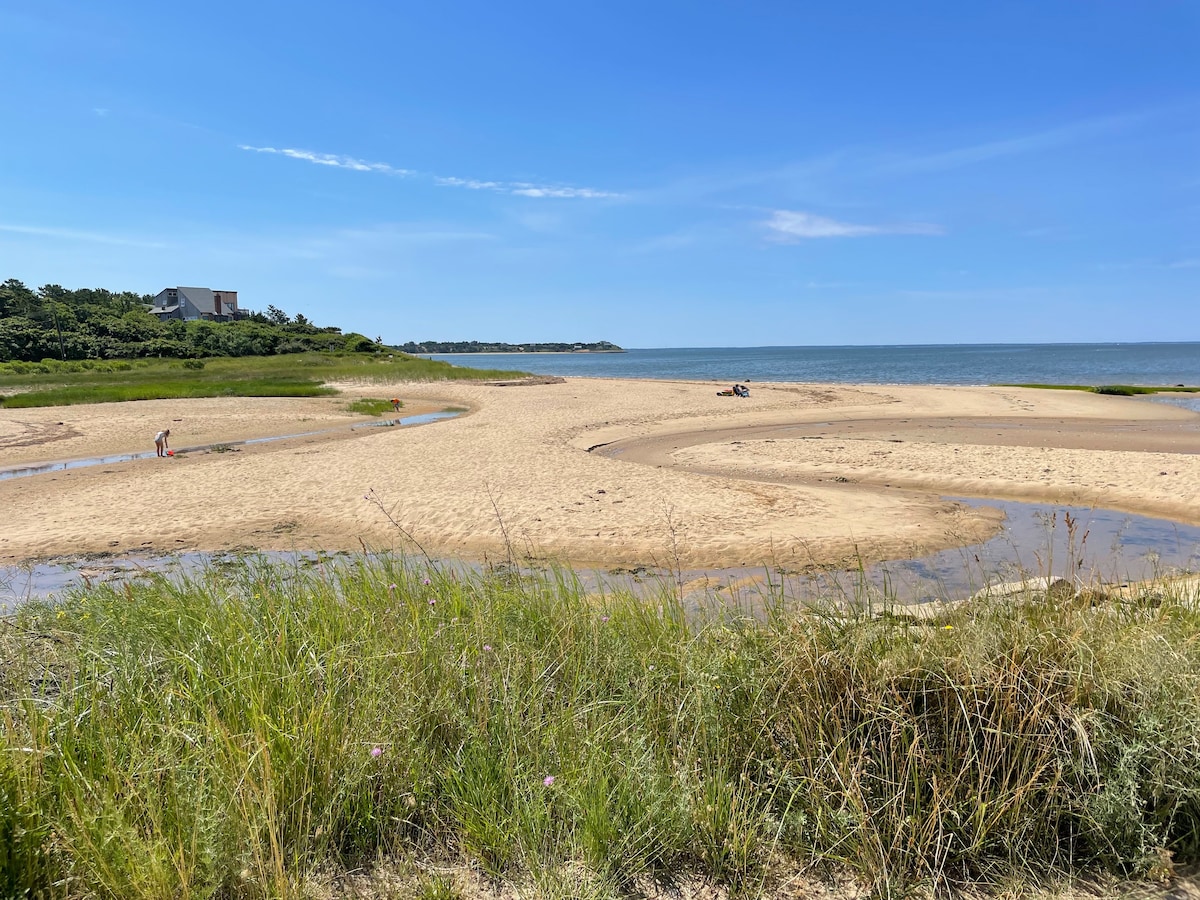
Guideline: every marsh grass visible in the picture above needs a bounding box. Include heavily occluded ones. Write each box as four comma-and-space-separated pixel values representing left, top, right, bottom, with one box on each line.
2, 558, 1200, 898
0, 378, 339, 407
1001, 384, 1199, 395
344, 398, 399, 416
0, 352, 525, 408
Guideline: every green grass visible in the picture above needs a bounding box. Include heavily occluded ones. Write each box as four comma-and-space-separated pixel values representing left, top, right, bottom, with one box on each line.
0, 352, 527, 408
344, 397, 400, 416
0, 378, 339, 407
1001, 383, 1200, 394
3, 558, 1200, 898
1093, 384, 1191, 396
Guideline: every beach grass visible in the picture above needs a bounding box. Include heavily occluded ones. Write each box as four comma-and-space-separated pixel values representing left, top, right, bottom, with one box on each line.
0, 352, 526, 408
1001, 383, 1200, 394
3, 557, 1200, 898
0, 378, 340, 407
344, 397, 400, 416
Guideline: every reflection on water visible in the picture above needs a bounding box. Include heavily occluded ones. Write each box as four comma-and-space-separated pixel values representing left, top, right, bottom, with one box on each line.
832, 499, 1200, 604
4, 499, 1198, 612
0, 411, 463, 482
1144, 393, 1200, 414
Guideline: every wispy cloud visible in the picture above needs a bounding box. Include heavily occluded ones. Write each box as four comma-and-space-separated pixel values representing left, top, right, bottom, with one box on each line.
239, 146, 414, 176
1098, 257, 1200, 272
0, 223, 167, 248
632, 107, 1165, 209
240, 145, 620, 199
876, 110, 1149, 176
509, 184, 614, 199
765, 210, 942, 241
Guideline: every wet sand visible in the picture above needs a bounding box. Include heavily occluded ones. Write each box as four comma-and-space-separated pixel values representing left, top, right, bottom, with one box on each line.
1, 379, 1198, 568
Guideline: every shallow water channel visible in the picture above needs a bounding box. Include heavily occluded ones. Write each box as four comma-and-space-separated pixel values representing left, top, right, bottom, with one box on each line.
3, 497, 1198, 612
4, 400, 1198, 607
0, 410, 462, 482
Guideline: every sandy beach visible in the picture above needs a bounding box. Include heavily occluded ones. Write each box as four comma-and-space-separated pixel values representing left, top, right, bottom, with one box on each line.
2, 379, 1199, 569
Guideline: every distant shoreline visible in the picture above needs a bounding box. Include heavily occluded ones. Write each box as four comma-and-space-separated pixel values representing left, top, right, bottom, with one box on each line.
403, 344, 1200, 387
423, 350, 627, 356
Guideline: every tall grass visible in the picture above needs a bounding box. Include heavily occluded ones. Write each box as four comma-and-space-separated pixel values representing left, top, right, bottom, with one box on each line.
0, 352, 526, 408
2, 559, 1200, 898
344, 398, 399, 416
0, 378, 338, 407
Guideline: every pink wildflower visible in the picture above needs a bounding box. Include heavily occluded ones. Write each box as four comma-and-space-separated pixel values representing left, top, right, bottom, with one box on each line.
543, 775, 555, 787
370, 746, 383, 758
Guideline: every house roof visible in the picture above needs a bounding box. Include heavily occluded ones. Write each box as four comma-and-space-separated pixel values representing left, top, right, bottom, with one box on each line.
178, 286, 215, 308
150, 286, 240, 319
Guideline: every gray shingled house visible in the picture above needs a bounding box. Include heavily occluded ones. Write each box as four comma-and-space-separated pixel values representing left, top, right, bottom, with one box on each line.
149, 287, 242, 322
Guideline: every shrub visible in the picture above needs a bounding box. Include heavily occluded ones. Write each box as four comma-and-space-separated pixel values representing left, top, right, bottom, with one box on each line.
346, 398, 396, 416
3, 560, 1200, 896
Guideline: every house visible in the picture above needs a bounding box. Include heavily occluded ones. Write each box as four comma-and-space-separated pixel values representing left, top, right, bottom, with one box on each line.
149, 286, 243, 322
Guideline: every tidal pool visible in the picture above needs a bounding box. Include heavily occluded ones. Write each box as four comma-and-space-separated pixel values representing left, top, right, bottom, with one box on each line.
3, 498, 1197, 612
0, 410, 463, 482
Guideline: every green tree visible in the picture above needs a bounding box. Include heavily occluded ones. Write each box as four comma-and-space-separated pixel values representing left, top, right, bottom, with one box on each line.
0, 279, 37, 318
0, 276, 367, 362
0, 318, 57, 362
35, 285, 73, 359
185, 320, 223, 356
217, 321, 281, 356
343, 333, 378, 353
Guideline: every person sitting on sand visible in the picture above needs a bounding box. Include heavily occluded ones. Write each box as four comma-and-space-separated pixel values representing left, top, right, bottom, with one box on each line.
733, 384, 749, 397
154, 429, 171, 457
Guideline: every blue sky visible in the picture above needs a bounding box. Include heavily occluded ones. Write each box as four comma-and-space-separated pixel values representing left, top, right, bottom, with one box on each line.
1, 1, 1197, 347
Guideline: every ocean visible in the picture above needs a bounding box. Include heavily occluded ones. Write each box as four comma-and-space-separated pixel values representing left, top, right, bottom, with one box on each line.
426, 342, 1200, 388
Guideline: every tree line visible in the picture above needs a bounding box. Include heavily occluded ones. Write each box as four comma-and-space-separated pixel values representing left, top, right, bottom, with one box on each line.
398, 340, 623, 353
0, 279, 380, 362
